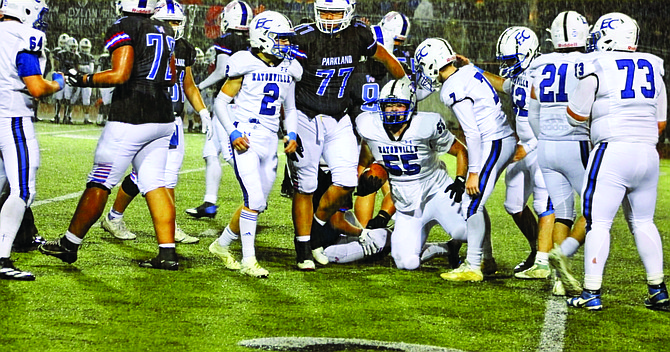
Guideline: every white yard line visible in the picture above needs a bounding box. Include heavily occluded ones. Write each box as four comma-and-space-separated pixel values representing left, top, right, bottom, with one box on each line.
537, 296, 568, 352
31, 167, 205, 208
37, 128, 100, 135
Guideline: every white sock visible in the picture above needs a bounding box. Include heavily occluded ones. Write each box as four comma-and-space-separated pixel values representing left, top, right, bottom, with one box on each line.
204, 156, 221, 204
159, 243, 176, 248
560, 237, 580, 257
536, 251, 549, 266
465, 212, 485, 270
65, 231, 83, 245
314, 215, 326, 226
218, 226, 239, 247
0, 195, 26, 257
240, 209, 258, 260
108, 209, 124, 221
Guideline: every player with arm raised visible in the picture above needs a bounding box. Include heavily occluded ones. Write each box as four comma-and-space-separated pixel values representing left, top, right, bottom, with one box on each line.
209, 11, 302, 278
184, 0, 252, 220
99, 0, 207, 245
565, 13, 668, 311
289, 0, 405, 271
415, 38, 516, 280
39, 0, 180, 270
0, 0, 62, 280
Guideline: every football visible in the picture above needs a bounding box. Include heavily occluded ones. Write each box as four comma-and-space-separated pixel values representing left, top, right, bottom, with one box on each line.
357, 162, 389, 197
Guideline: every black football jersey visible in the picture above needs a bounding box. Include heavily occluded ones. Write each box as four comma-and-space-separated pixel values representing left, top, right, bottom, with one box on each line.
104, 14, 175, 124
78, 52, 95, 73
211, 31, 249, 92
170, 38, 197, 115
292, 21, 378, 120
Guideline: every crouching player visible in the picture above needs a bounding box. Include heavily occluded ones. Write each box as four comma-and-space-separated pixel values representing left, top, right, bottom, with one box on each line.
355, 78, 489, 278
210, 11, 302, 278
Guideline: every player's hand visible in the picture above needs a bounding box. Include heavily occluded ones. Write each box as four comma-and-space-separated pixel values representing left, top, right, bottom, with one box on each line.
199, 109, 213, 140
512, 145, 527, 162
65, 68, 86, 87
287, 134, 304, 162
52, 72, 65, 90
466, 172, 480, 196
366, 210, 391, 229
355, 175, 383, 197
358, 229, 380, 256
229, 130, 249, 152
445, 175, 466, 203
455, 54, 471, 67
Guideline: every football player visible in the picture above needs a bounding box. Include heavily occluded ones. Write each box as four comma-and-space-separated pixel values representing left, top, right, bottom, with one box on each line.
0, 0, 62, 280
479, 27, 557, 281
356, 79, 491, 275
527, 11, 590, 296
96, 48, 113, 126
209, 11, 302, 278
288, 0, 405, 271
39, 0, 180, 270
414, 38, 516, 280
98, 0, 208, 245
51, 32, 70, 122
184, 0, 252, 220
58, 36, 80, 124
75, 38, 95, 124
565, 13, 668, 311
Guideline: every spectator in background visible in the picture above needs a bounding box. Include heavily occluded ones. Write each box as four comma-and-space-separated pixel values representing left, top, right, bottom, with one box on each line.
413, 0, 433, 23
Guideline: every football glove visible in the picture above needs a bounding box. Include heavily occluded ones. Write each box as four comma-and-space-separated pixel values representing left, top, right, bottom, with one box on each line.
358, 229, 380, 256
366, 210, 391, 229
287, 134, 304, 162
199, 109, 213, 140
65, 68, 92, 87
445, 176, 466, 203
355, 174, 384, 197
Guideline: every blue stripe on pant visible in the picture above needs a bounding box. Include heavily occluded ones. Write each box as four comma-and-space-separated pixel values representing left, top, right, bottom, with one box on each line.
579, 140, 590, 169
467, 139, 502, 218
231, 151, 250, 208
11, 117, 30, 202
582, 142, 608, 232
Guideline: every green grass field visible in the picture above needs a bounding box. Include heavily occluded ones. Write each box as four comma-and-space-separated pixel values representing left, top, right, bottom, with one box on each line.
1, 122, 669, 352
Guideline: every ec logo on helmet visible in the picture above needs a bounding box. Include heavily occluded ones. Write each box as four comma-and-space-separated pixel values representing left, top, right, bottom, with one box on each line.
515, 30, 530, 44
601, 18, 620, 30
256, 18, 273, 29
416, 45, 430, 60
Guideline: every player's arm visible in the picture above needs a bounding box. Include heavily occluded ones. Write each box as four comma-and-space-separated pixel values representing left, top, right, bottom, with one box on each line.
450, 99, 483, 195
183, 66, 206, 112
371, 43, 405, 79
198, 52, 230, 90
213, 77, 248, 151
566, 75, 597, 126
81, 46, 134, 87
482, 71, 508, 94
282, 81, 298, 154
18, 52, 63, 98
528, 86, 541, 137
657, 81, 667, 136
447, 139, 468, 179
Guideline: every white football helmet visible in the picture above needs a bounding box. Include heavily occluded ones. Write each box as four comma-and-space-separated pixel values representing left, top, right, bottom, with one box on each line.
314, 0, 356, 35
153, 0, 186, 40
588, 12, 639, 52
549, 11, 589, 50
66, 37, 78, 53
379, 11, 411, 43
1, 0, 49, 31
414, 38, 456, 91
378, 78, 417, 125
220, 0, 252, 34
79, 38, 92, 55
249, 11, 297, 60
58, 33, 70, 48
119, 0, 158, 15
496, 26, 539, 78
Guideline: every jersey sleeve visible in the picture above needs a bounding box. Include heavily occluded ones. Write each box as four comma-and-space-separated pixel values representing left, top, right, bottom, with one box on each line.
104, 19, 133, 53
354, 21, 378, 58
428, 113, 455, 154
18, 29, 46, 54
213, 35, 233, 55
225, 52, 251, 78
289, 61, 303, 82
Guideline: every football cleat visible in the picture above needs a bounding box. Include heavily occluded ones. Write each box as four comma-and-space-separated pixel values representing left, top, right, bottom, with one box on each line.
481, 257, 498, 276
420, 242, 450, 263
240, 257, 269, 278
0, 258, 36, 281
175, 226, 199, 244
440, 261, 483, 282
139, 256, 179, 271
311, 247, 329, 266
514, 251, 536, 273
549, 244, 582, 295
645, 283, 670, 311
185, 202, 218, 219
208, 241, 241, 270
39, 238, 78, 264
296, 260, 316, 271
101, 216, 137, 240
514, 263, 551, 279
567, 289, 603, 311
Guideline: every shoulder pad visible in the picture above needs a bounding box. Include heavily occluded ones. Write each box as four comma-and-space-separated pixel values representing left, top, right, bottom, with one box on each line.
19, 30, 46, 54
574, 59, 596, 79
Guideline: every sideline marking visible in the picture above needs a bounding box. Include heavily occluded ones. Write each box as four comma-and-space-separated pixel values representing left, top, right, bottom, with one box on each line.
31, 167, 205, 208
537, 296, 567, 352
239, 337, 466, 352
37, 128, 100, 135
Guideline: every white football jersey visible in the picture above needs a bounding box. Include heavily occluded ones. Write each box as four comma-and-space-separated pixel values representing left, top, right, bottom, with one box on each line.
576, 51, 665, 146
440, 64, 514, 142
0, 21, 47, 118
356, 111, 456, 212
504, 69, 535, 146
227, 51, 303, 133
530, 52, 589, 141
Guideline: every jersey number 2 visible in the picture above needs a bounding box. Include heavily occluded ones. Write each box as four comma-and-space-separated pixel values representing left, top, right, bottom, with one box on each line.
260, 83, 280, 116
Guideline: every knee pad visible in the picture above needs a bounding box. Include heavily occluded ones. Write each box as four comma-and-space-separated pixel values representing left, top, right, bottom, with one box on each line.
121, 174, 140, 198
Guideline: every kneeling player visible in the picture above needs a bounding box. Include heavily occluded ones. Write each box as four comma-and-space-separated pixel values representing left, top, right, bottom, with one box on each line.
356, 79, 490, 279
